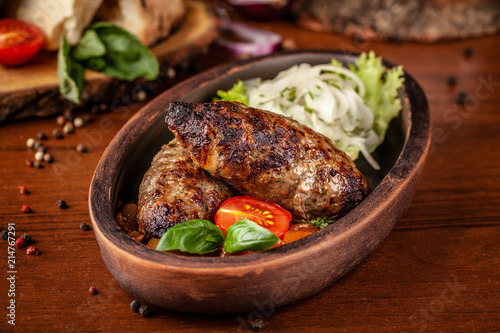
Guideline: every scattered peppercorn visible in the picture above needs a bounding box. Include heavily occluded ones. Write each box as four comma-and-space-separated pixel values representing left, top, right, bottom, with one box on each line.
250, 318, 264, 332
1, 231, 7, 240
26, 246, 39, 255
80, 223, 91, 231
34, 151, 44, 161
19, 185, 28, 194
353, 34, 364, 46
21, 233, 31, 242
56, 199, 68, 209
463, 46, 473, 58
135, 89, 147, 102
74, 117, 85, 128
64, 112, 74, 123
130, 300, 141, 313
138, 305, 152, 317
446, 75, 457, 87
88, 286, 97, 295
36, 146, 47, 154
82, 114, 93, 124
37, 131, 48, 140
15, 237, 25, 248
22, 205, 32, 213
456, 91, 468, 106
26, 159, 34, 168
43, 153, 54, 163
56, 115, 66, 126
76, 143, 88, 154
33, 141, 44, 150
166, 67, 176, 79
52, 128, 64, 139
26, 138, 36, 148
63, 122, 75, 134
33, 160, 43, 169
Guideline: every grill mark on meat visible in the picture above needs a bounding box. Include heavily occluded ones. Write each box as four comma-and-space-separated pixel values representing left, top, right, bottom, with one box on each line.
136, 139, 235, 239
166, 101, 370, 222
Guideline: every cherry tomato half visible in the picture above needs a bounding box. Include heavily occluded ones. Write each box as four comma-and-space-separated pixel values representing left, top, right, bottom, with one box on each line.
0, 19, 44, 66
215, 196, 292, 239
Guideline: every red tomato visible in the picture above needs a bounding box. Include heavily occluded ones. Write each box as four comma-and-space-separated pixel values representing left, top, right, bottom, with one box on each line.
0, 19, 44, 66
215, 196, 292, 239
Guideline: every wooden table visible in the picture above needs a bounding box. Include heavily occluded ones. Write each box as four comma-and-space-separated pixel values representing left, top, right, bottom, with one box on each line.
1, 13, 499, 333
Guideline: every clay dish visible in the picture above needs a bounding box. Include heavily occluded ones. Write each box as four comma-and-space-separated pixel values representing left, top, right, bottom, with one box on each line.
89, 50, 430, 314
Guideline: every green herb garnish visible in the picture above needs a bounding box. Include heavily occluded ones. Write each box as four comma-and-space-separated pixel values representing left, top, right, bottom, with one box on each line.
223, 218, 279, 253
155, 218, 279, 254
309, 217, 336, 230
57, 23, 159, 103
155, 219, 224, 254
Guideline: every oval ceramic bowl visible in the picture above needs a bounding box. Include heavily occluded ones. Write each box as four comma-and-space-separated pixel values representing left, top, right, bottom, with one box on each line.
89, 50, 430, 314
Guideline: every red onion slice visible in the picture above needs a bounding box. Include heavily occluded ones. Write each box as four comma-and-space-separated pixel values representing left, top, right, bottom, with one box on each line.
215, 20, 282, 57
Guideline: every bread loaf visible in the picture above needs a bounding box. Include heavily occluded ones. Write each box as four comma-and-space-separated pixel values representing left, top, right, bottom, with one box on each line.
94, 0, 185, 46
12, 0, 185, 50
15, 0, 104, 50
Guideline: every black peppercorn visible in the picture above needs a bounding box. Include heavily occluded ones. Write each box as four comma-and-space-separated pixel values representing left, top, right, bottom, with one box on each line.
37, 132, 48, 140
80, 223, 91, 231
1, 230, 7, 240
463, 46, 473, 58
33, 141, 43, 150
446, 76, 457, 87
130, 300, 141, 313
353, 35, 364, 46
52, 128, 64, 139
21, 233, 31, 242
56, 199, 68, 209
456, 91, 468, 106
76, 143, 88, 153
138, 305, 152, 317
250, 318, 264, 332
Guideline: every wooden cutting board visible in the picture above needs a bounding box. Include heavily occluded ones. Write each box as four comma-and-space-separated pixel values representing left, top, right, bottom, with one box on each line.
0, 1, 218, 122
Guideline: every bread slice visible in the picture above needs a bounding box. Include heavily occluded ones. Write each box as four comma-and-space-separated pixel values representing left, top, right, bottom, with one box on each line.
94, 0, 186, 46
15, 0, 104, 50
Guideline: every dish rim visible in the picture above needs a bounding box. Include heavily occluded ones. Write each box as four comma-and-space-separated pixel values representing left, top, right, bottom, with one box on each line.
89, 49, 430, 270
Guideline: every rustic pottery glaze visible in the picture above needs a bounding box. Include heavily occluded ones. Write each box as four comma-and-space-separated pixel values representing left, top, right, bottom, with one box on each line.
89, 50, 430, 314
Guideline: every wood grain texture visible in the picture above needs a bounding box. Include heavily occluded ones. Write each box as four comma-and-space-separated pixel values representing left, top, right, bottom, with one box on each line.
0, 6, 499, 332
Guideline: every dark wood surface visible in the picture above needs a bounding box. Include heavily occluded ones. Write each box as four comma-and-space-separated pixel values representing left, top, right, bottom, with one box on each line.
1, 12, 499, 333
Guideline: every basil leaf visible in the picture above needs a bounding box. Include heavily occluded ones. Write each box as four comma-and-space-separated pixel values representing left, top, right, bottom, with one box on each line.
84, 57, 107, 72
57, 37, 84, 104
87, 22, 159, 81
156, 219, 224, 254
71, 30, 106, 61
224, 218, 279, 253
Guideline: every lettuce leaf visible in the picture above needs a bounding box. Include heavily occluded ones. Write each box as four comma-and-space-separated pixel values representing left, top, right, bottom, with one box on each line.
213, 80, 248, 104
349, 51, 404, 150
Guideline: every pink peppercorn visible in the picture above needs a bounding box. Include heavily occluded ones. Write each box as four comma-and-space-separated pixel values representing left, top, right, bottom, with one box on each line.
26, 246, 39, 255
22, 205, 32, 213
19, 185, 28, 194
88, 286, 97, 295
15, 238, 25, 248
